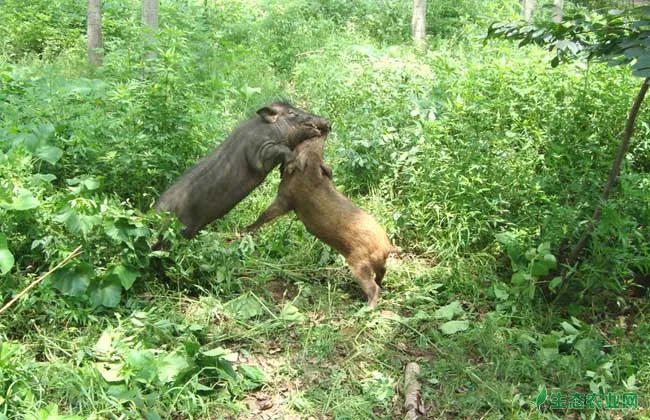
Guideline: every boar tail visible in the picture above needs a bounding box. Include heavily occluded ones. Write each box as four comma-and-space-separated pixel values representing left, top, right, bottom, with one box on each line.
389, 246, 403, 256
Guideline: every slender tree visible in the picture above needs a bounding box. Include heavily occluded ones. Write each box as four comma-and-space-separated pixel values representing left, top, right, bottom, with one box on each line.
142, 0, 159, 58
552, 0, 564, 23
488, 7, 650, 284
411, 0, 426, 47
87, 0, 103, 66
521, 0, 535, 21
142, 0, 159, 29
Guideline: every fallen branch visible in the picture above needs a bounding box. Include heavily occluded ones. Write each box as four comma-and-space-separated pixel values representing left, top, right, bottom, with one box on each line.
404, 362, 425, 420
0, 245, 83, 315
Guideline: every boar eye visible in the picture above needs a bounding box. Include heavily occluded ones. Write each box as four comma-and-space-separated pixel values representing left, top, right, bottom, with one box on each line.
287, 110, 297, 116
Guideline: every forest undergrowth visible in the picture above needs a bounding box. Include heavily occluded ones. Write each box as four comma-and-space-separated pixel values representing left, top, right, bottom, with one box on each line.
1, 0, 649, 418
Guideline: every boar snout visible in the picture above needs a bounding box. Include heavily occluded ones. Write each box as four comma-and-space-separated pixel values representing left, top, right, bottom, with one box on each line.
315, 117, 329, 134
304, 118, 329, 138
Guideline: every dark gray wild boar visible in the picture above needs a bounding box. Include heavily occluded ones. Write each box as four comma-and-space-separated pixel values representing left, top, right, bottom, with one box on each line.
155, 102, 329, 238
240, 135, 400, 307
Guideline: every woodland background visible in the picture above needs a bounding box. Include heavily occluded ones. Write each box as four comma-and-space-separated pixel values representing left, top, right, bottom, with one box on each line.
1, 0, 649, 418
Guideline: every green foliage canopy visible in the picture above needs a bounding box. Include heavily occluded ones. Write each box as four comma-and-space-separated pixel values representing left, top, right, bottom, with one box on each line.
487, 6, 650, 77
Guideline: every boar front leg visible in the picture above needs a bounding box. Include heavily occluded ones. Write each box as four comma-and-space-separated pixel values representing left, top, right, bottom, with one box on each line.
252, 143, 295, 175
243, 197, 292, 234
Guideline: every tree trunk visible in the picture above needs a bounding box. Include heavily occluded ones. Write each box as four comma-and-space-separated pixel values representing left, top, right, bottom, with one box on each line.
87, 0, 103, 66
521, 0, 535, 21
552, 0, 564, 23
563, 78, 650, 277
411, 0, 426, 47
142, 0, 159, 58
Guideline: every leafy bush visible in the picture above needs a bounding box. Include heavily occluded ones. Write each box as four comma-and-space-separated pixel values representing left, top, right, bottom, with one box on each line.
0, 0, 85, 59
2, 0, 650, 417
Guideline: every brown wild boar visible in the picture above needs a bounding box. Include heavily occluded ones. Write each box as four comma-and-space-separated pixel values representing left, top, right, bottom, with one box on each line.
240, 135, 399, 307
155, 102, 329, 238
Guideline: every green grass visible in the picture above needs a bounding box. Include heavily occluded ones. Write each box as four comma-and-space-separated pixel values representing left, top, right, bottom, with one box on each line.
2, 0, 650, 418
4, 245, 647, 418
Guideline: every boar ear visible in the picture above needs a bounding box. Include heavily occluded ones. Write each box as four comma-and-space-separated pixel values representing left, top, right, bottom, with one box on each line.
257, 106, 279, 123
320, 164, 333, 179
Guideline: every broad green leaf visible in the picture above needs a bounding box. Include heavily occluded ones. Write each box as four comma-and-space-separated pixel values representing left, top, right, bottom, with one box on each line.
144, 412, 162, 420
543, 253, 557, 266
127, 349, 156, 382
200, 347, 230, 358
158, 352, 190, 383
0, 234, 14, 275
536, 385, 548, 411
242, 85, 261, 98
223, 294, 264, 320
31, 123, 55, 141
360, 371, 395, 402
183, 339, 200, 357
50, 263, 93, 297
110, 264, 139, 290
540, 334, 559, 361
511, 271, 533, 285
433, 300, 465, 320
67, 176, 102, 194
493, 283, 509, 300
279, 303, 308, 322
439, 320, 470, 335
0, 249, 14, 275
495, 231, 525, 268
549, 276, 562, 290
215, 358, 237, 379
106, 384, 137, 401
55, 207, 100, 236
30, 173, 57, 184
561, 321, 580, 334
34, 145, 63, 165
77, 215, 101, 236
25, 403, 85, 420
525, 248, 537, 261
623, 46, 646, 59
82, 176, 101, 191
90, 281, 122, 308
104, 219, 132, 244
536, 242, 551, 255
530, 262, 550, 277
623, 374, 637, 391
10, 188, 40, 210
104, 218, 148, 248
632, 65, 650, 77
551, 55, 560, 67
575, 338, 602, 360
130, 318, 145, 327
495, 232, 518, 249
238, 365, 265, 384
55, 208, 79, 233
531, 253, 556, 277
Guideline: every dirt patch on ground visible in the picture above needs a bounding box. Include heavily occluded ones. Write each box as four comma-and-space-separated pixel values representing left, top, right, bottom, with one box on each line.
265, 278, 299, 304
230, 351, 324, 420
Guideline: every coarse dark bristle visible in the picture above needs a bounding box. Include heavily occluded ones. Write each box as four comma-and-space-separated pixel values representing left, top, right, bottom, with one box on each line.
271, 99, 294, 107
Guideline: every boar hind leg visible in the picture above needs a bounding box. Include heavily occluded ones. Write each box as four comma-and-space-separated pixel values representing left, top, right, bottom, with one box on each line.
374, 265, 386, 288
348, 260, 380, 308
243, 198, 291, 234
371, 254, 388, 287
